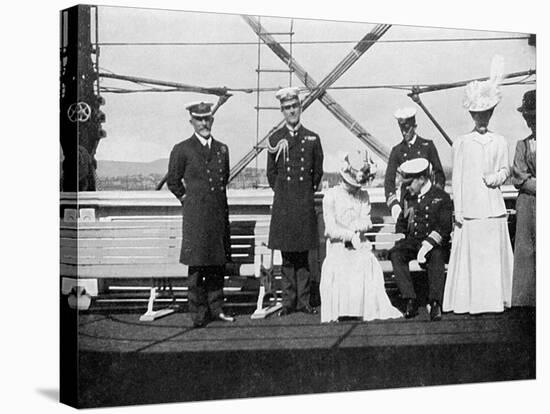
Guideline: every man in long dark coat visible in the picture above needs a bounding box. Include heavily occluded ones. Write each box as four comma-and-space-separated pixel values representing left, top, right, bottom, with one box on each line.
167, 101, 234, 328
384, 107, 445, 221
267, 87, 324, 316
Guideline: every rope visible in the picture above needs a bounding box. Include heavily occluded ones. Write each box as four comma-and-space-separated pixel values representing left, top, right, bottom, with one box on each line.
95, 36, 529, 47
266, 138, 288, 163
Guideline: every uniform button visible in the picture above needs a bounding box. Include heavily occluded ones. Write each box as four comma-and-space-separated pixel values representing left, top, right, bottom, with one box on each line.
218, 160, 222, 163
301, 148, 305, 152
425, 206, 429, 210
206, 169, 210, 173
287, 167, 290, 172
404, 153, 408, 157
300, 167, 304, 171
286, 157, 289, 162
219, 186, 223, 190
299, 177, 303, 181
210, 187, 215, 191
300, 157, 304, 162
219, 169, 222, 172
425, 214, 429, 218
417, 151, 421, 155
287, 176, 291, 181
219, 177, 223, 181
209, 178, 213, 182
301, 139, 305, 143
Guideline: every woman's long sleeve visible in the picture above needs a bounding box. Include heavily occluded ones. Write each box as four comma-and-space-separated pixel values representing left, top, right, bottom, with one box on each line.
350, 196, 372, 232
512, 140, 536, 195
492, 138, 510, 186
451, 139, 463, 218
323, 191, 355, 242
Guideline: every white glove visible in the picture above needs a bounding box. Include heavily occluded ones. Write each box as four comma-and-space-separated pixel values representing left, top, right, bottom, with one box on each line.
483, 169, 508, 188
482, 173, 498, 188
454, 211, 464, 226
417, 241, 433, 264
391, 205, 402, 221
351, 232, 361, 250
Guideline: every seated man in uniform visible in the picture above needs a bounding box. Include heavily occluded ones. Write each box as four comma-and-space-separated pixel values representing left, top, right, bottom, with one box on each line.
389, 158, 452, 321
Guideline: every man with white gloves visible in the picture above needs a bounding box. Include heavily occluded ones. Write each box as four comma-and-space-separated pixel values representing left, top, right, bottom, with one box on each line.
384, 107, 446, 221
388, 158, 452, 321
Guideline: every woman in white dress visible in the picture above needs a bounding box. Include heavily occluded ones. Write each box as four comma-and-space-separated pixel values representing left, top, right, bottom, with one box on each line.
320, 150, 402, 322
443, 57, 514, 314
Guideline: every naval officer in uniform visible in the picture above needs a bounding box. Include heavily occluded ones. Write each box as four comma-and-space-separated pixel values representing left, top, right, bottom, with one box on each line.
167, 101, 234, 328
384, 107, 445, 221
267, 87, 324, 316
389, 158, 452, 321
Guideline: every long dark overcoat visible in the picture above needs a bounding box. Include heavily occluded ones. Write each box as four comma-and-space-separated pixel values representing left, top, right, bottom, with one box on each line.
267, 125, 324, 251
167, 135, 230, 266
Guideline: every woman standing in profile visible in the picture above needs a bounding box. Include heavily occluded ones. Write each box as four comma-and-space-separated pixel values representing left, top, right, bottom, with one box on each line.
443, 56, 514, 314
320, 150, 402, 323
511, 90, 536, 307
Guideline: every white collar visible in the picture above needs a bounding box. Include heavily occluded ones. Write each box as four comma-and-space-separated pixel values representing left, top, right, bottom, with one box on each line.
195, 133, 212, 147
419, 180, 432, 198
406, 134, 417, 147
286, 123, 301, 134
470, 130, 495, 145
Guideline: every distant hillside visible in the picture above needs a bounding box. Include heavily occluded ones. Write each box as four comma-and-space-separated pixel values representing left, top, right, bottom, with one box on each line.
97, 159, 168, 177
96, 159, 454, 182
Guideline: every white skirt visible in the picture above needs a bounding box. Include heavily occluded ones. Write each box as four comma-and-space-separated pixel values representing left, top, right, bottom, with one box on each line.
320, 242, 402, 323
443, 217, 513, 314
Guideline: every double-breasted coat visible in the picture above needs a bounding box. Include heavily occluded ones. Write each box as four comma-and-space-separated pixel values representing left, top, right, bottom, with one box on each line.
395, 185, 453, 248
167, 135, 230, 266
267, 125, 324, 251
384, 136, 445, 209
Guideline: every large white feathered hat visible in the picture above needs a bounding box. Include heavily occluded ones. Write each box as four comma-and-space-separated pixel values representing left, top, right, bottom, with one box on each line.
463, 55, 504, 112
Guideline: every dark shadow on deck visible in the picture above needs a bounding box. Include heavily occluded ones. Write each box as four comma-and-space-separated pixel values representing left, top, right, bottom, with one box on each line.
67, 307, 535, 408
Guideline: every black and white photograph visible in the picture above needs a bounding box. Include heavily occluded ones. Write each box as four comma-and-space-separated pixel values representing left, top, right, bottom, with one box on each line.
3, 1, 547, 413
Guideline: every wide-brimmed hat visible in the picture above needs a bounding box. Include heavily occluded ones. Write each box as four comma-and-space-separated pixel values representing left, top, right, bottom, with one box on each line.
517, 89, 536, 115
185, 101, 214, 117
397, 158, 430, 184
339, 150, 376, 189
463, 55, 504, 112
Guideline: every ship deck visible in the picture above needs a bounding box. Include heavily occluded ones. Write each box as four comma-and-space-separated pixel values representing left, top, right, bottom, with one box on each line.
69, 306, 535, 408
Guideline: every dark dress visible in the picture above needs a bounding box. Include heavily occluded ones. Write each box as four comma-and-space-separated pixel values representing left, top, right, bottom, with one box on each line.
511, 136, 536, 307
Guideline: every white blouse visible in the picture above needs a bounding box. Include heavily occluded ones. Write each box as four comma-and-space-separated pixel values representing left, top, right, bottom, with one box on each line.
452, 131, 509, 219
323, 184, 372, 242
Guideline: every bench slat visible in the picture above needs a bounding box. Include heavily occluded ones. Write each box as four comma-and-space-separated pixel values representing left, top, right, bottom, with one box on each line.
61, 263, 187, 278
61, 238, 180, 248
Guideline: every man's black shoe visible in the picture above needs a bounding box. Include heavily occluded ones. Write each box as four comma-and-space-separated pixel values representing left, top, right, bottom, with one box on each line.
430, 301, 442, 321
404, 299, 419, 319
278, 307, 294, 316
299, 306, 318, 315
192, 320, 207, 328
